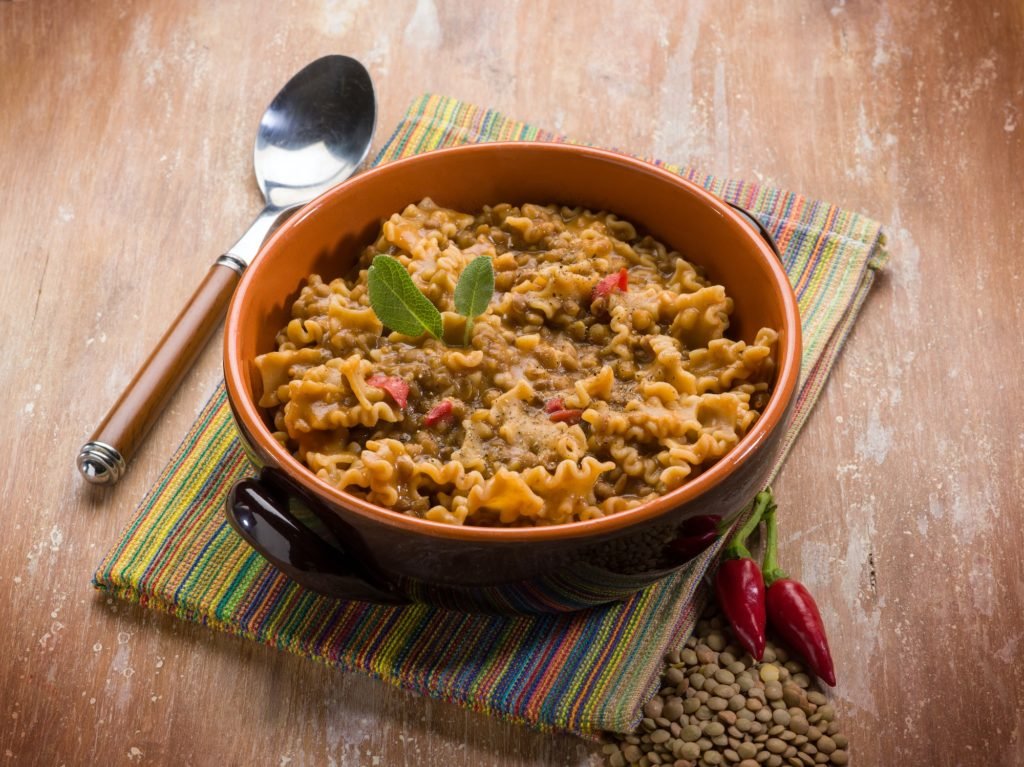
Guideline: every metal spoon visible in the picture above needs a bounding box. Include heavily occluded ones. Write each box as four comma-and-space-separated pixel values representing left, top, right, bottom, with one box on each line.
78, 55, 376, 485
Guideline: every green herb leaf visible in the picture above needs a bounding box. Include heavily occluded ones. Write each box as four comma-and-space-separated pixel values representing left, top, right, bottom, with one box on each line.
367, 255, 443, 339
453, 255, 495, 344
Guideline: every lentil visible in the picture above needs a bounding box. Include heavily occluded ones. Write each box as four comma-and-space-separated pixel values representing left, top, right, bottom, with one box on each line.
607, 601, 850, 767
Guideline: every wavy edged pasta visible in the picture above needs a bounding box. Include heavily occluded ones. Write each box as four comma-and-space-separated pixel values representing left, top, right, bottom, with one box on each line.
255, 198, 778, 526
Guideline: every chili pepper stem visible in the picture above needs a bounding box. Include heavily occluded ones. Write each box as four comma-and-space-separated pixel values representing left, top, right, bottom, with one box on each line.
761, 503, 787, 586
724, 490, 774, 560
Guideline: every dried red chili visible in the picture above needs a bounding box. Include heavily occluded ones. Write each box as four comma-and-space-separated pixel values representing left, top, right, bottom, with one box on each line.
544, 397, 583, 424
424, 399, 454, 426
714, 491, 773, 661
762, 503, 837, 687
543, 397, 566, 413
366, 374, 410, 409
548, 408, 583, 424
591, 267, 629, 301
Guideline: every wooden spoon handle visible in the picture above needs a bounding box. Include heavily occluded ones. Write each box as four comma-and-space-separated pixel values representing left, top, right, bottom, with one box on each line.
77, 261, 241, 484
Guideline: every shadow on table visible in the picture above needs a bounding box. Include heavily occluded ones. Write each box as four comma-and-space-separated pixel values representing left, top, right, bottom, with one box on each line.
91, 596, 596, 765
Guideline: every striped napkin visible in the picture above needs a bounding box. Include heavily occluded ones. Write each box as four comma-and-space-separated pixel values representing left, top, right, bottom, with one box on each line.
94, 95, 886, 737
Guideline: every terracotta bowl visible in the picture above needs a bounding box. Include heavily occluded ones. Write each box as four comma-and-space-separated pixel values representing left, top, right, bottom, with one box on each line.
222, 142, 801, 613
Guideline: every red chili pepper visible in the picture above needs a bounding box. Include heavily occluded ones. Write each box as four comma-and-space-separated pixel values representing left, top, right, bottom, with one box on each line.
424, 399, 454, 426
543, 397, 565, 413
366, 374, 410, 409
543, 397, 582, 424
762, 503, 837, 687
548, 408, 583, 424
591, 267, 629, 301
714, 491, 773, 661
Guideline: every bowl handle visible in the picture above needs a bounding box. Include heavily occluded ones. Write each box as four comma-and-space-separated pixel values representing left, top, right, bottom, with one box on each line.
725, 201, 782, 260
665, 514, 724, 563
225, 475, 409, 604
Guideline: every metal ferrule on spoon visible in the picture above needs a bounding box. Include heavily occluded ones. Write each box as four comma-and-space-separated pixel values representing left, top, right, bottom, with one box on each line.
77, 55, 375, 485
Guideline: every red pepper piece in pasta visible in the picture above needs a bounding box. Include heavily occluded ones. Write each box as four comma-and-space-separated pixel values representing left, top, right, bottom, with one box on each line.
762, 503, 837, 686
592, 267, 629, 302
714, 491, 773, 661
366, 374, 410, 409
424, 399, 454, 427
544, 397, 565, 413
548, 408, 583, 424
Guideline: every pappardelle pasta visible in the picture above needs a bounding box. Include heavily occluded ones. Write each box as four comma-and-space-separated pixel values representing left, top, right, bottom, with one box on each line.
255, 199, 778, 526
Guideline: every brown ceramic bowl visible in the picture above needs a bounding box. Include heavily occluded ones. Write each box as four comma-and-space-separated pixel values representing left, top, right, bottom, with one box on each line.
222, 142, 801, 613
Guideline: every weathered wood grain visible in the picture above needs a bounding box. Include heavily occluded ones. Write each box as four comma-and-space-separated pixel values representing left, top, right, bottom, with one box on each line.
1, 1, 1021, 764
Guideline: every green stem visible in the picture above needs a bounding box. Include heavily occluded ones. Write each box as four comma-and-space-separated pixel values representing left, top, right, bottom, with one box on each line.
724, 490, 774, 560
761, 502, 788, 586
463, 318, 473, 346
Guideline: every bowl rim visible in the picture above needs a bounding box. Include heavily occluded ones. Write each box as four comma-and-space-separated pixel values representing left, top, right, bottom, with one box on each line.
224, 141, 802, 543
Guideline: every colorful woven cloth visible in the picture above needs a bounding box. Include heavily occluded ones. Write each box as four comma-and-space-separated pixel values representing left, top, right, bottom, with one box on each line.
94, 95, 887, 737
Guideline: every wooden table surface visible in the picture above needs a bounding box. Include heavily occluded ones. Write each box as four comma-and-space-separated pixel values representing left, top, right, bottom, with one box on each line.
2, 2, 1022, 765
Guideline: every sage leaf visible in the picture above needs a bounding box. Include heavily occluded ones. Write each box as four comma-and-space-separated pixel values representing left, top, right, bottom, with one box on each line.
367, 255, 443, 339
453, 255, 495, 344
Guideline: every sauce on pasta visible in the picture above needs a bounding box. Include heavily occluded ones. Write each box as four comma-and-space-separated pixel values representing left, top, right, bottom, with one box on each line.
255, 199, 778, 526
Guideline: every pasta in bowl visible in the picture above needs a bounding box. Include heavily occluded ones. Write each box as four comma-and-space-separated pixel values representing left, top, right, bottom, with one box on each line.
255, 199, 778, 527
222, 142, 801, 613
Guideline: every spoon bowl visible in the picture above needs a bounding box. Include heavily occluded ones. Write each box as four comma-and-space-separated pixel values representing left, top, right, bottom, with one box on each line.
256, 55, 376, 210
78, 55, 376, 485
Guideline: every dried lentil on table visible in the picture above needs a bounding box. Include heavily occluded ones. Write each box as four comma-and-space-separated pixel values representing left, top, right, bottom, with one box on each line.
603, 600, 850, 767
